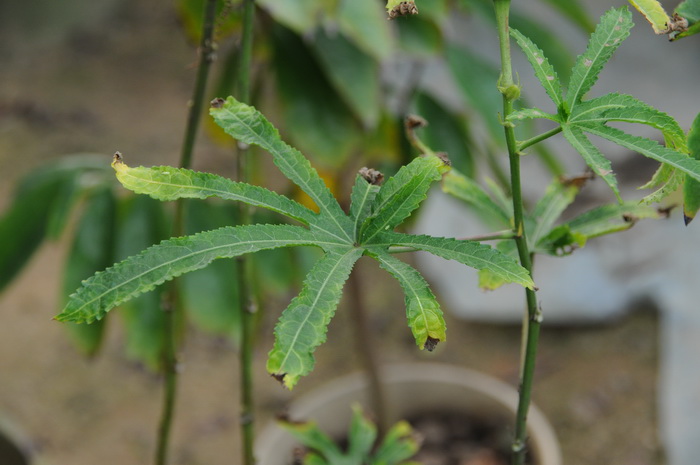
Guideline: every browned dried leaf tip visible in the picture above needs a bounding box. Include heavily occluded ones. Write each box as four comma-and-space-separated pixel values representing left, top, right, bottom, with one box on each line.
405, 114, 428, 130
113, 151, 123, 163
684, 214, 694, 226
359, 167, 385, 185
388, 1, 419, 20
436, 152, 451, 166
210, 97, 225, 108
271, 372, 286, 385
424, 337, 439, 352
657, 205, 675, 219
560, 170, 595, 189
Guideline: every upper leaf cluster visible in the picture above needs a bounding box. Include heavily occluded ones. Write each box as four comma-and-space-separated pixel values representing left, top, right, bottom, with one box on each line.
56, 97, 534, 389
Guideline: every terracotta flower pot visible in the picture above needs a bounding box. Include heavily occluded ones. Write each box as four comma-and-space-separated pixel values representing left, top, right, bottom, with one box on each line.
256, 363, 561, 465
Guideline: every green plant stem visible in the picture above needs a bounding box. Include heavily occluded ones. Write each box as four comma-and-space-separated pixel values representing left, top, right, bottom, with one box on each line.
155, 1, 218, 464
236, 2, 257, 464
518, 126, 563, 152
347, 270, 388, 436
493, 1, 542, 465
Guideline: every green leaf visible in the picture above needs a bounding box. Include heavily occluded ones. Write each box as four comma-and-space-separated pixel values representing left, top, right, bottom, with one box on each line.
562, 125, 621, 201
0, 169, 66, 292
311, 29, 381, 128
361, 155, 447, 243
566, 8, 633, 110
369, 250, 446, 350
510, 28, 563, 108
529, 177, 580, 245
369, 232, 535, 290
112, 156, 315, 225
372, 419, 420, 464
278, 418, 345, 464
638, 163, 682, 204
337, 0, 393, 61
347, 405, 378, 461
181, 200, 241, 339
580, 123, 700, 183
114, 195, 168, 371
56, 224, 322, 324
349, 175, 381, 241
446, 43, 503, 141
256, 0, 323, 34
210, 96, 353, 241
61, 188, 116, 356
683, 112, 700, 224
267, 248, 362, 389
413, 92, 475, 176
536, 0, 595, 32
395, 15, 443, 57
478, 241, 519, 291
675, 0, 700, 39
441, 170, 511, 228
569, 93, 686, 150
507, 107, 559, 123
629, 0, 671, 34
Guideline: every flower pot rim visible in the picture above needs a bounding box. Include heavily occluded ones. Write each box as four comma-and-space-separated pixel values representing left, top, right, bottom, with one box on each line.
257, 362, 562, 465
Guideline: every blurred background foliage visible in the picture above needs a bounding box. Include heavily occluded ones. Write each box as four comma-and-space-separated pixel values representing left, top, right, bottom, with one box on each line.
0, 0, 591, 369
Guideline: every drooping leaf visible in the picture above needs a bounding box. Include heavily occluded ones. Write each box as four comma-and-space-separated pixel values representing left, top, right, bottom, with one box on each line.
349, 175, 381, 241
561, 125, 621, 201
683, 112, 700, 224
395, 14, 443, 57
413, 92, 475, 176
566, 8, 633, 110
478, 240, 519, 291
0, 170, 67, 292
638, 163, 682, 204
266, 248, 362, 389
581, 123, 700, 183
56, 224, 322, 324
361, 155, 447, 243
114, 195, 169, 371
256, 0, 323, 34
181, 200, 241, 339
337, 0, 392, 61
112, 155, 315, 225
529, 177, 581, 245
61, 188, 116, 356
446, 43, 503, 141
629, 0, 671, 34
537, 202, 664, 254
270, 25, 363, 172
510, 28, 563, 108
368, 232, 535, 290
536, 0, 595, 32
311, 30, 381, 129
369, 250, 446, 350
278, 418, 345, 464
441, 170, 511, 228
210, 96, 354, 242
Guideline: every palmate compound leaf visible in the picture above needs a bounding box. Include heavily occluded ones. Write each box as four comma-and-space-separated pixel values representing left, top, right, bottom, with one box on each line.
566, 8, 633, 111
209, 97, 353, 241
367, 232, 535, 291
112, 155, 316, 226
368, 250, 446, 350
56, 225, 323, 324
510, 28, 563, 109
267, 248, 363, 389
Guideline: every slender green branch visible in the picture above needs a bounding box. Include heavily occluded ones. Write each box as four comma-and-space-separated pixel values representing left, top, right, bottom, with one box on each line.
493, 2, 542, 465
156, 1, 218, 464
518, 126, 563, 152
236, 2, 257, 464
